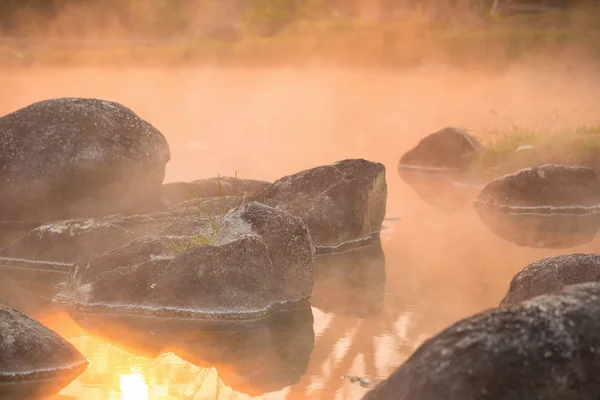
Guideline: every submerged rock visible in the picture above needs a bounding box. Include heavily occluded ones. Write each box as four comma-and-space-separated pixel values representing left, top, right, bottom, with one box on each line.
0, 98, 170, 222
363, 282, 600, 400
501, 254, 600, 306
58, 202, 315, 320
473, 165, 600, 248
162, 177, 270, 206
69, 305, 314, 396
258, 159, 387, 248
398, 127, 482, 212
0, 306, 87, 399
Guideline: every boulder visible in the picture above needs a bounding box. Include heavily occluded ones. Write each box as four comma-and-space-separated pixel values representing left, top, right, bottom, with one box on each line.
500, 253, 600, 306
162, 177, 270, 206
257, 159, 387, 248
363, 282, 600, 400
0, 97, 170, 222
0, 306, 87, 397
57, 202, 315, 320
212, 202, 315, 301
0, 196, 243, 264
473, 165, 600, 248
399, 127, 482, 172
398, 127, 482, 212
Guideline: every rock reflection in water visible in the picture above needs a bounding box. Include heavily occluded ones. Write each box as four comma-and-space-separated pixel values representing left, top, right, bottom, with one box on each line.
312, 239, 386, 317
474, 208, 600, 249
0, 369, 86, 400
68, 306, 315, 397
398, 167, 478, 213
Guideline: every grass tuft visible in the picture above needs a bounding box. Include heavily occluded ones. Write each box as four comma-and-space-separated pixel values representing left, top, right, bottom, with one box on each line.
167, 173, 249, 256
466, 123, 600, 181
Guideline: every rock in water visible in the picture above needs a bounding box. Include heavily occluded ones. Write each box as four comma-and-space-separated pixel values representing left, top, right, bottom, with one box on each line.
398, 127, 482, 212
0, 305, 87, 398
363, 282, 600, 400
473, 165, 600, 248
212, 202, 315, 302
399, 127, 482, 171
0, 196, 243, 264
257, 159, 387, 248
0, 98, 170, 222
501, 253, 600, 306
57, 203, 315, 320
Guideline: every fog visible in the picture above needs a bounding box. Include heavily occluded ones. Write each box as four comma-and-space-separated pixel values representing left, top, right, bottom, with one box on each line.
3, 6, 600, 395
1, 63, 599, 217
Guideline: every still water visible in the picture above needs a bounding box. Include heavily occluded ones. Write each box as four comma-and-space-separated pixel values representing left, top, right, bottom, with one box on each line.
2, 183, 595, 400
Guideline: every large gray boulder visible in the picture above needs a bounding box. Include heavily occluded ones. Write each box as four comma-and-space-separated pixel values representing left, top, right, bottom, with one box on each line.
473, 165, 600, 248
0, 306, 87, 392
0, 98, 170, 222
501, 254, 600, 306
57, 202, 315, 320
257, 159, 387, 248
363, 282, 600, 400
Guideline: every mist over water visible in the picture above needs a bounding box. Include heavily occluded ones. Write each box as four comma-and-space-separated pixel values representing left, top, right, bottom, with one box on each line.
2, 28, 600, 399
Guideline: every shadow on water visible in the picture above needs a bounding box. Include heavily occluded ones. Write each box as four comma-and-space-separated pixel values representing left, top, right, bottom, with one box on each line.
68, 306, 315, 397
312, 238, 386, 318
0, 370, 86, 400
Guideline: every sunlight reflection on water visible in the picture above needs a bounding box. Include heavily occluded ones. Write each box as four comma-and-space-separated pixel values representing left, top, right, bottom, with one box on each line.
119, 372, 148, 400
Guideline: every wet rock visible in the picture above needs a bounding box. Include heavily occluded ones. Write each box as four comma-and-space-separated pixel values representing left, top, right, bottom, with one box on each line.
0, 98, 170, 222
0, 196, 242, 264
258, 159, 387, 248
0, 306, 87, 398
398, 127, 482, 212
399, 127, 482, 171
162, 177, 270, 206
363, 282, 600, 400
473, 165, 600, 248
58, 203, 315, 320
501, 254, 600, 306
213, 202, 315, 301
0, 214, 164, 264
69, 305, 314, 397
312, 238, 386, 317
